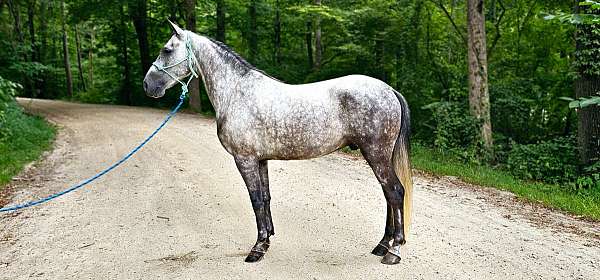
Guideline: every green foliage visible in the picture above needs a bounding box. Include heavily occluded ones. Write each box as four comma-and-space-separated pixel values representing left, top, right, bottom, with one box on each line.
491, 76, 572, 144
0, 76, 20, 104
575, 26, 600, 76
0, 101, 56, 187
545, 1, 600, 24
287, 4, 348, 23
0, 76, 56, 187
560, 93, 600, 109
423, 100, 482, 162
507, 137, 579, 184
576, 161, 600, 190
74, 87, 117, 104
544, 13, 600, 24
0, 76, 22, 140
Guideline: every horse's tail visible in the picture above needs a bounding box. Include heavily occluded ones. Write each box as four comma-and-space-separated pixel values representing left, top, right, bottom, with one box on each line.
392, 90, 413, 241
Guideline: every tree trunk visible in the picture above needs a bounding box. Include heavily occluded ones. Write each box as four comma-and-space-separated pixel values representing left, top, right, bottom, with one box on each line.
467, 0, 493, 155
273, 0, 281, 65
216, 0, 226, 43
575, 4, 600, 165
448, 0, 457, 62
37, 0, 48, 98
119, 4, 131, 105
248, 0, 258, 63
575, 78, 600, 165
25, 0, 36, 96
185, 0, 202, 112
7, 0, 23, 44
74, 24, 86, 91
39, 0, 48, 63
88, 26, 94, 88
305, 20, 313, 69
60, 0, 73, 99
411, 1, 422, 68
27, 0, 36, 61
314, 0, 322, 70
131, 0, 151, 75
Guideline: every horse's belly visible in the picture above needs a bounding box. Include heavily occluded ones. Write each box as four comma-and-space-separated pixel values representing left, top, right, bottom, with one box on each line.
217, 116, 347, 160
261, 121, 347, 160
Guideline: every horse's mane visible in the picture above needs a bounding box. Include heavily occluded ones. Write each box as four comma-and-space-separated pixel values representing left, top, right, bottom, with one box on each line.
207, 38, 281, 82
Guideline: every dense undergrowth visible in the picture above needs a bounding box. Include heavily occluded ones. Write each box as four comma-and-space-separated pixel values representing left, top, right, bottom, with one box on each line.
0, 77, 56, 188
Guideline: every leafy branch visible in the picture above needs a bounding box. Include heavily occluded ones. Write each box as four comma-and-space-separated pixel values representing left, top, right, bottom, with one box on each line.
560, 93, 600, 109
544, 1, 600, 24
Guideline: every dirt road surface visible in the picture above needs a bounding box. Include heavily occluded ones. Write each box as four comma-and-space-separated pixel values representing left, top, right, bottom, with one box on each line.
1, 98, 599, 280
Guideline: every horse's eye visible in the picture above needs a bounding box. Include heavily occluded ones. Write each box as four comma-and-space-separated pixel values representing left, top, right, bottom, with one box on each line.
163, 47, 173, 54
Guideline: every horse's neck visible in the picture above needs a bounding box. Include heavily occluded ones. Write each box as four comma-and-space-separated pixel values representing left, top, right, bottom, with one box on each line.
190, 33, 253, 118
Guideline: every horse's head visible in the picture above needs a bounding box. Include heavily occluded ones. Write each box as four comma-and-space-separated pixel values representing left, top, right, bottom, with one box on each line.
143, 20, 196, 98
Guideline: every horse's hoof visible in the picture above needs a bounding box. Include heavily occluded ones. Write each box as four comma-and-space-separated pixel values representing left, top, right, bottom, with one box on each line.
371, 244, 388, 256
244, 251, 265, 263
380, 252, 401, 265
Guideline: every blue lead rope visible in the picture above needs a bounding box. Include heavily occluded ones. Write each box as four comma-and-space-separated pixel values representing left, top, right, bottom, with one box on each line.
0, 94, 186, 213
0, 33, 199, 213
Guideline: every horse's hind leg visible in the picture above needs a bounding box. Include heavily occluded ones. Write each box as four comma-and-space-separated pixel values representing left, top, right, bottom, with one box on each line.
234, 156, 270, 263
259, 160, 275, 236
379, 180, 406, 265
371, 204, 394, 256
361, 145, 406, 265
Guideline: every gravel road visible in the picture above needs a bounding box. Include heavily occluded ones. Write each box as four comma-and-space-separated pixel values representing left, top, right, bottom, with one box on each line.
1, 98, 599, 280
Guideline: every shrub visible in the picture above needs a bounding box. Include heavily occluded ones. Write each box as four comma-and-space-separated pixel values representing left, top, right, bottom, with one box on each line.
507, 136, 579, 184
0, 76, 22, 140
74, 87, 117, 104
423, 101, 482, 162
576, 161, 600, 190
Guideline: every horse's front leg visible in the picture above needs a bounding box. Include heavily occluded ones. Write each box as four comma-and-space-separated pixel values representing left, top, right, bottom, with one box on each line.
235, 156, 270, 263
259, 160, 275, 236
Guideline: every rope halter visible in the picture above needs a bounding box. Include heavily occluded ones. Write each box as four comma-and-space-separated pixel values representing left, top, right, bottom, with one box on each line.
151, 32, 200, 100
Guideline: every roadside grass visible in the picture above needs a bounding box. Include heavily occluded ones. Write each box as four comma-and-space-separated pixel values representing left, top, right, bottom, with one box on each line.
410, 144, 600, 221
0, 102, 56, 189
340, 144, 600, 220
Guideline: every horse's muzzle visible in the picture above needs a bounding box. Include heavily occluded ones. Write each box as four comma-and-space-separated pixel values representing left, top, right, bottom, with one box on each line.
143, 75, 166, 98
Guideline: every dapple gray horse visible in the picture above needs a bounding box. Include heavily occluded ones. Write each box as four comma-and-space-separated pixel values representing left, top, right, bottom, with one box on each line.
143, 21, 413, 265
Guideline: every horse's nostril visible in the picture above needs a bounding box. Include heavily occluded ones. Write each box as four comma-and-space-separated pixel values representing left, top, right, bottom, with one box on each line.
143, 80, 148, 92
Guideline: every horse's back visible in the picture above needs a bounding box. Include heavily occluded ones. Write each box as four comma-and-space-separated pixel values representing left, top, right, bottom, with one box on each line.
283, 74, 404, 152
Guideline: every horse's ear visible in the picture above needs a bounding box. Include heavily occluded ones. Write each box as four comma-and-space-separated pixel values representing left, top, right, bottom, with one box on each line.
167, 19, 184, 38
